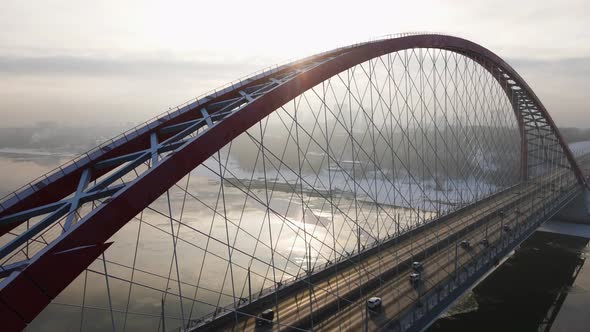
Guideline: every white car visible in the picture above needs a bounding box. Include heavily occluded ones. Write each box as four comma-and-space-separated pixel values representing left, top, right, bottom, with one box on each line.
367, 296, 382, 309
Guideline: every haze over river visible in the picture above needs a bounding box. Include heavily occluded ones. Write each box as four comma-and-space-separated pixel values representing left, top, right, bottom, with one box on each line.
2, 146, 590, 331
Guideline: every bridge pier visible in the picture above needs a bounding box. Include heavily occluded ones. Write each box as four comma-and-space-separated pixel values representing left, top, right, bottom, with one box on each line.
554, 189, 590, 223
538, 189, 590, 238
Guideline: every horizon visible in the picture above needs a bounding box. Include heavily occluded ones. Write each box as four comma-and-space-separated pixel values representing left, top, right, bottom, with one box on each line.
1, 0, 589, 128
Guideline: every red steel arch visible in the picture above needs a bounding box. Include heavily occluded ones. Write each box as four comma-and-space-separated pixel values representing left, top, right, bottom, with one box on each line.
0, 34, 585, 329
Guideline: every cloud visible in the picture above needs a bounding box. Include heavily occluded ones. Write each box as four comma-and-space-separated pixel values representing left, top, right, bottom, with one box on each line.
508, 57, 590, 79
0, 54, 261, 79
504, 56, 590, 128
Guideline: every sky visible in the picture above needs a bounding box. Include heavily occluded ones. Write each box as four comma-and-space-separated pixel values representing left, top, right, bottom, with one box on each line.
0, 0, 589, 128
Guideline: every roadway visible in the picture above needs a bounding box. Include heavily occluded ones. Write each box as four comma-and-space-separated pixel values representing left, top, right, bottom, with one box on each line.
194, 166, 578, 331
315, 182, 562, 331
315, 160, 589, 331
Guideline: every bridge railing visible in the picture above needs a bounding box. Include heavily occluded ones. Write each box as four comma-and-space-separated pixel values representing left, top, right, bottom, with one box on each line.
182, 219, 428, 329
186, 180, 526, 330
396, 181, 581, 331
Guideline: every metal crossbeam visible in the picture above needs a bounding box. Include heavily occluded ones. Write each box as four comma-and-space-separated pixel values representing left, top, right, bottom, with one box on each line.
63, 168, 91, 232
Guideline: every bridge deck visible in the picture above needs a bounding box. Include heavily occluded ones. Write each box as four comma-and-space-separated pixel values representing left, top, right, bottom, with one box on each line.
193, 168, 571, 331
316, 185, 567, 331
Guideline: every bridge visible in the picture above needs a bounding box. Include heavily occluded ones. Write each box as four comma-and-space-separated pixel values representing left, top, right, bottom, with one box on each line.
0, 33, 588, 331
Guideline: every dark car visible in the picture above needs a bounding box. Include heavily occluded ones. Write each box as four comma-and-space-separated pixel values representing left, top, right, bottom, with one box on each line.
460, 240, 471, 249
409, 272, 421, 287
412, 261, 423, 271
256, 309, 274, 326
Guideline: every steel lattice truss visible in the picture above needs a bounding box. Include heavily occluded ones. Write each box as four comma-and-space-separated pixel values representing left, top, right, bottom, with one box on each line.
0, 34, 586, 331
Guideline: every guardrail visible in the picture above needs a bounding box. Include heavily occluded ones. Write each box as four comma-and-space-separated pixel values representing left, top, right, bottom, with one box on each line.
395, 185, 581, 332
185, 181, 524, 331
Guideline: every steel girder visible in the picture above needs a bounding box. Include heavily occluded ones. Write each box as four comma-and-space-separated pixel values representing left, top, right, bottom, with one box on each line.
0, 34, 586, 329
